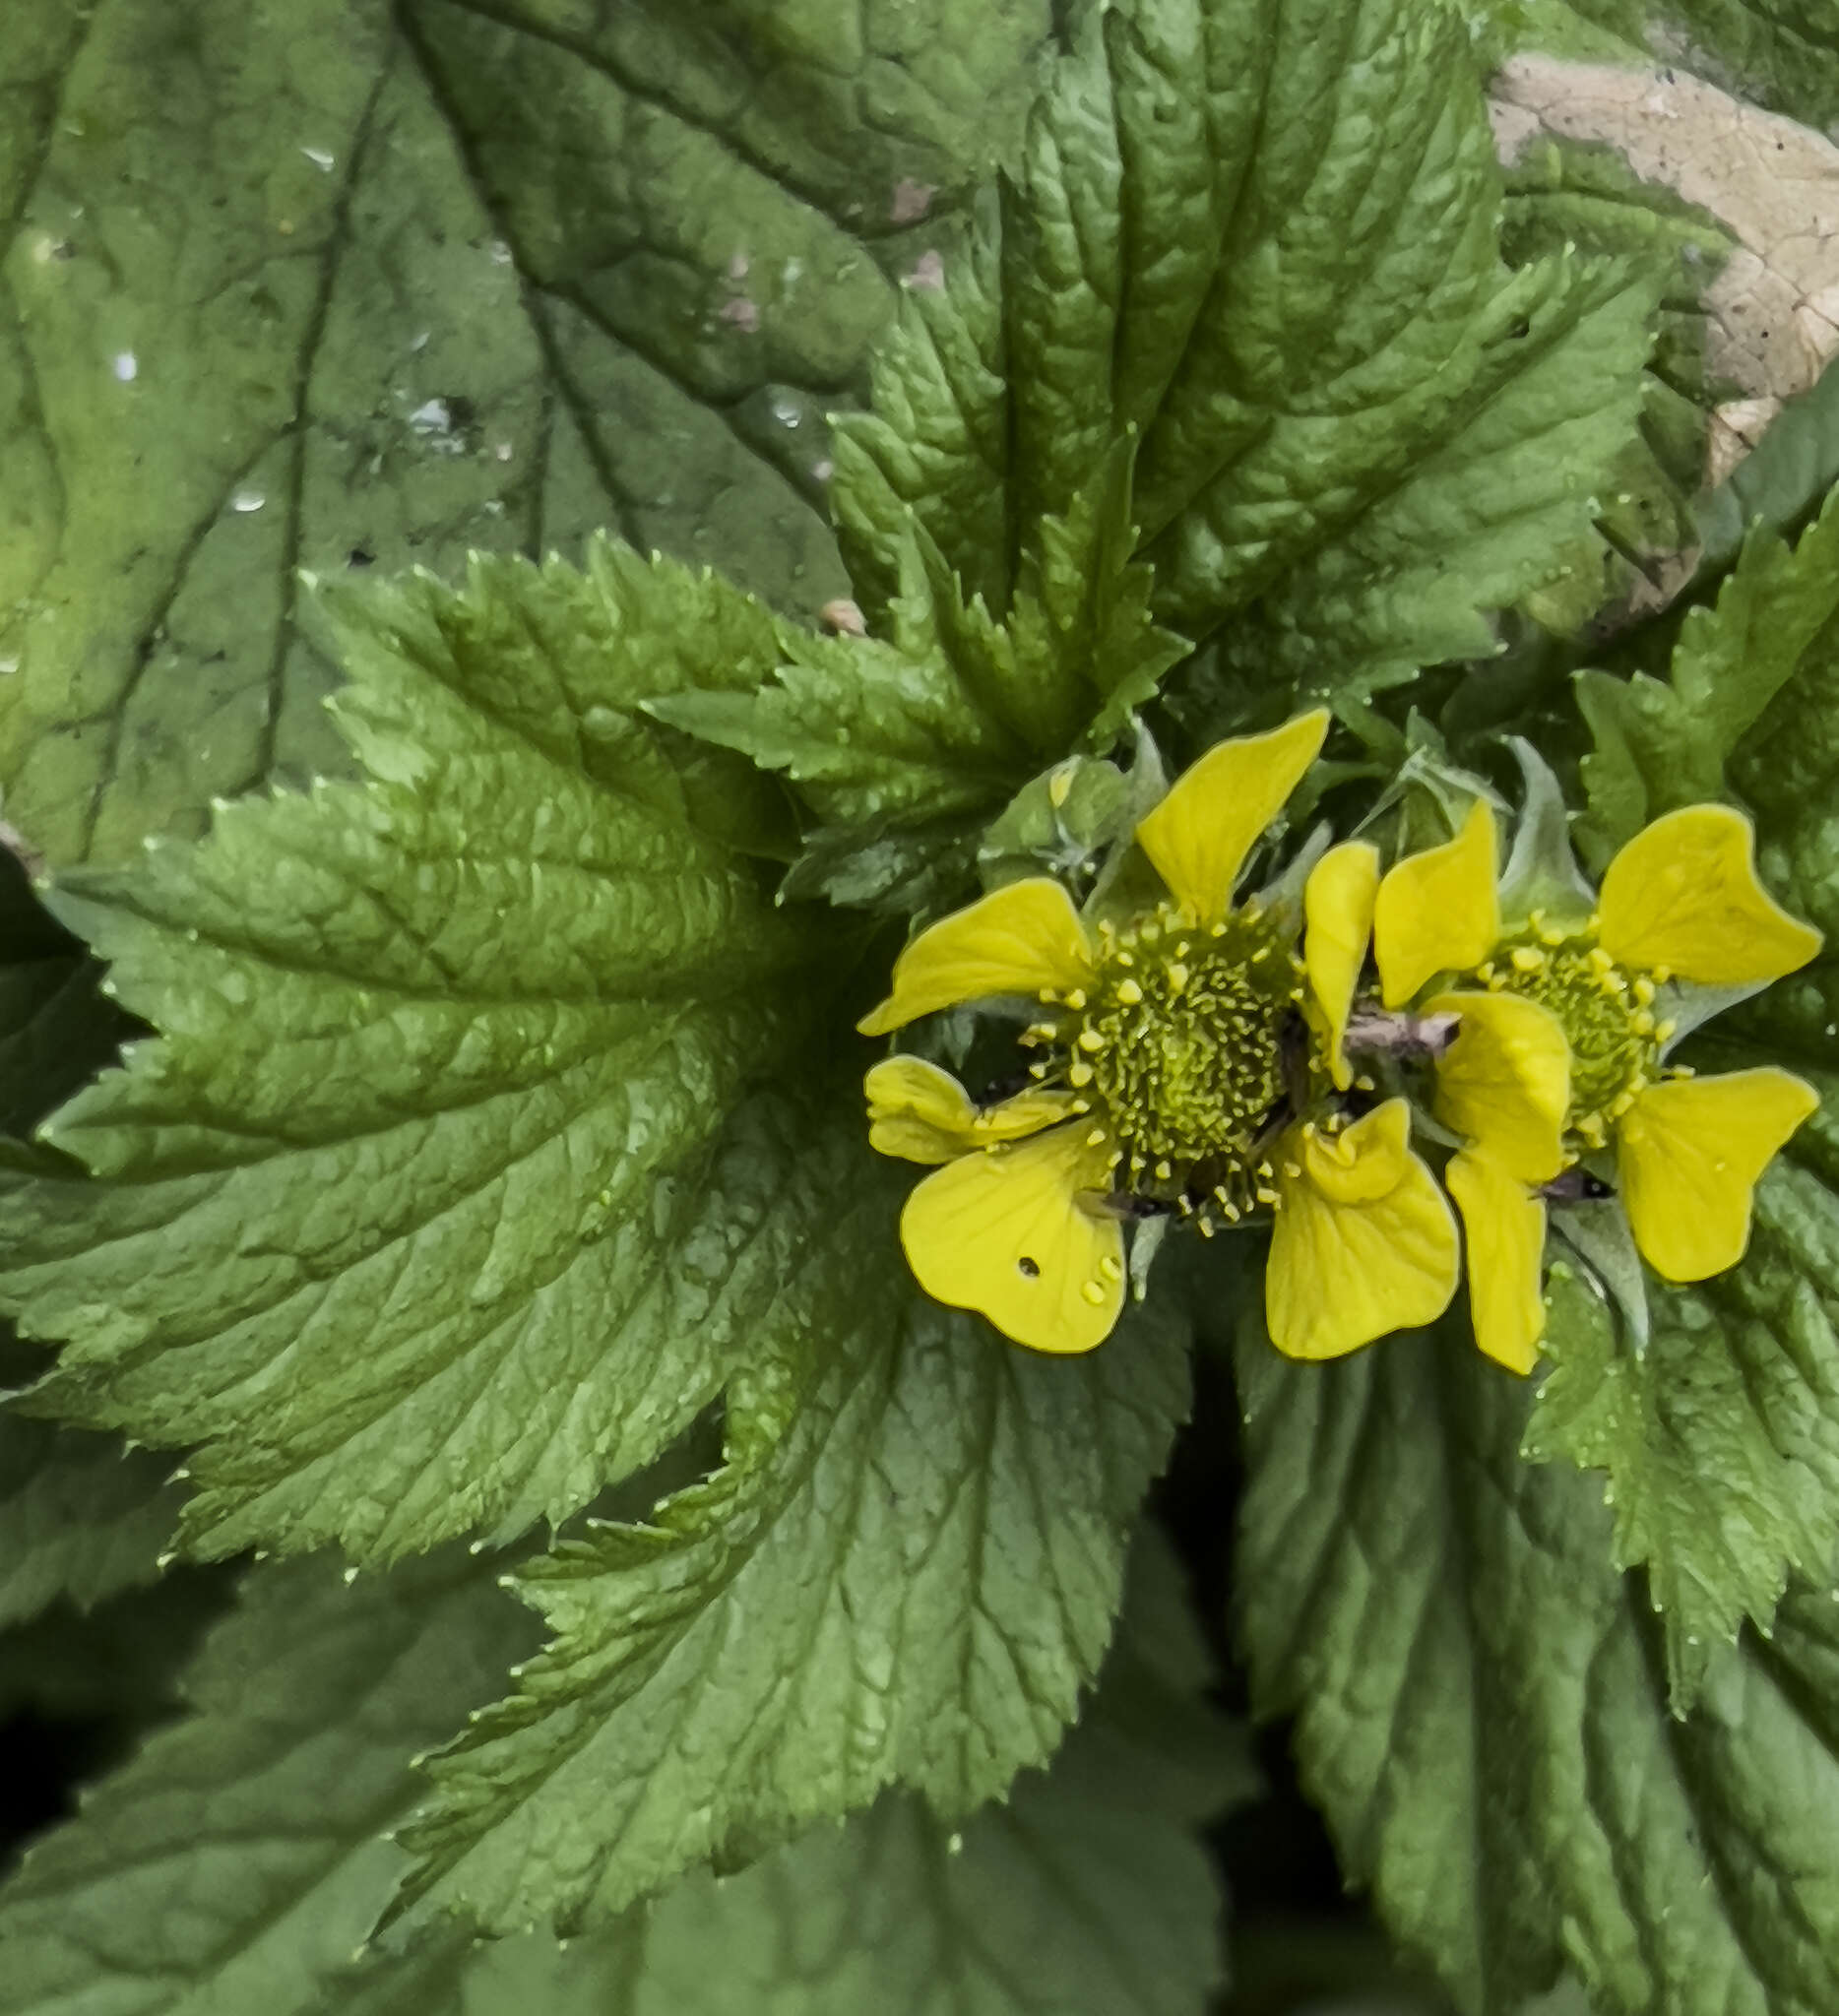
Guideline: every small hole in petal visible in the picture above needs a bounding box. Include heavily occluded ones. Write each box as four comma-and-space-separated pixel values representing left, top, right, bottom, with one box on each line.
1017, 1256, 1041, 1278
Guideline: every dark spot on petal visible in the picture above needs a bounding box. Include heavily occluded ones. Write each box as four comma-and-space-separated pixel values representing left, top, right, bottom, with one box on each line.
1017, 1256, 1041, 1278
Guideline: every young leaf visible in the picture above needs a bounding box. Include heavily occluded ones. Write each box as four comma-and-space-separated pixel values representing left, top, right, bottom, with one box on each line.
833, 0, 1657, 708
654, 443, 1188, 865
0, 1414, 181, 1631
0, 0, 1050, 870
0, 1548, 535, 2016
0, 551, 829, 1565
396, 1104, 1192, 1933
1235, 1314, 1839, 2016
1577, 481, 1839, 858
316, 1533, 1244, 2016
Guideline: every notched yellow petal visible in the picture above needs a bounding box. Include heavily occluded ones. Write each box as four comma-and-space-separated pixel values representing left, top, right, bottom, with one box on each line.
1597, 803, 1823, 986
1134, 710, 1329, 926
1373, 799, 1501, 1007
900, 1125, 1125, 1354
1618, 1067, 1820, 1282
1426, 988, 1570, 1185
1445, 1151, 1547, 1375
857, 879, 1096, 1036
1267, 1100, 1459, 1359
864, 1056, 1079, 1164
1304, 841, 1380, 1090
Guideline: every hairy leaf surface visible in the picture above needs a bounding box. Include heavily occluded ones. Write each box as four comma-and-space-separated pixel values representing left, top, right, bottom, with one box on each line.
398, 1108, 1192, 1931
0, 551, 826, 1564
834, 0, 1656, 708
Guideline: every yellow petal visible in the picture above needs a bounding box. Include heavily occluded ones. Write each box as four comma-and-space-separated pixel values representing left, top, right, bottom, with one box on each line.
1372, 800, 1501, 1007
900, 1126, 1125, 1354
1133, 710, 1329, 926
857, 880, 1096, 1036
864, 1056, 1081, 1164
1266, 1100, 1460, 1359
1597, 803, 1823, 985
1617, 1068, 1820, 1282
1304, 841, 1380, 1090
1425, 989, 1570, 1185
1445, 1151, 1547, 1375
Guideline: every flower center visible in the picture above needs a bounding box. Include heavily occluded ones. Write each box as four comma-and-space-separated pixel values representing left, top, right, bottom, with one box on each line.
1029, 899, 1309, 1219
1472, 914, 1673, 1152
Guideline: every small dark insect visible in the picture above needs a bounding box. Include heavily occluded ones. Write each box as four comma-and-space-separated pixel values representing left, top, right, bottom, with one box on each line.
1543, 1167, 1616, 1203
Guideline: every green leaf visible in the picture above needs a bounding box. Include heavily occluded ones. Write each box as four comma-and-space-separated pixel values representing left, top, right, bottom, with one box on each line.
1533, 471, 1839, 1707
316, 1531, 1245, 2016
654, 440, 1188, 867
1576, 483, 1839, 858
834, 0, 1657, 708
0, 548, 828, 1565
0, 1548, 535, 2016
1235, 1312, 1839, 2016
0, 1414, 180, 1631
0, 0, 1050, 870
397, 1104, 1192, 1932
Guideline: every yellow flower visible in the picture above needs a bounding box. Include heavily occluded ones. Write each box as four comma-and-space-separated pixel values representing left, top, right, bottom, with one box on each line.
1373, 799, 1822, 1373
859, 713, 1459, 1357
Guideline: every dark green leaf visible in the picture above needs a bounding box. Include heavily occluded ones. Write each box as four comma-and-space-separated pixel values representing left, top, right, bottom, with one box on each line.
1236, 1313, 1839, 2016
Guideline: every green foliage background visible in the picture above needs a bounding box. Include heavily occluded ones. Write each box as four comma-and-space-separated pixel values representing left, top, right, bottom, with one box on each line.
4, 1, 1839, 2013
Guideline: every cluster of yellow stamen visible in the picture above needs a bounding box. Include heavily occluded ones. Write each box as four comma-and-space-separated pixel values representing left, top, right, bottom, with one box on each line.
1023, 898, 1314, 1230
1471, 909, 1678, 1154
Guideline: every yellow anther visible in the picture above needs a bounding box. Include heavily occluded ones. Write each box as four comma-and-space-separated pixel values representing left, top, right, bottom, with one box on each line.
1257, 1161, 1274, 1179
1176, 1195, 1194, 1216
1355, 1074, 1375, 1092
1609, 1091, 1635, 1118
1256, 1186, 1280, 1207
1476, 961, 1496, 983
1081, 1280, 1107, 1305
1086, 1128, 1108, 1148
1209, 921, 1227, 937
1077, 1028, 1107, 1053
1068, 1061, 1094, 1087
1510, 946, 1546, 974
1167, 963, 1190, 993
1632, 976, 1655, 1007
1283, 1162, 1302, 1181
1048, 767, 1073, 808
1539, 923, 1566, 947
1027, 1063, 1047, 1080
1107, 1146, 1123, 1168
1038, 987, 1060, 1004
1100, 1256, 1123, 1283
1222, 1201, 1241, 1223
1155, 1160, 1173, 1180
1652, 964, 1672, 983
1655, 1019, 1676, 1044
1196, 1217, 1216, 1239
1587, 947, 1615, 974
1070, 1098, 1092, 1114
1300, 1120, 1318, 1140
1114, 951, 1134, 968
1632, 1009, 1654, 1036
1173, 940, 1191, 959
1115, 977, 1143, 1005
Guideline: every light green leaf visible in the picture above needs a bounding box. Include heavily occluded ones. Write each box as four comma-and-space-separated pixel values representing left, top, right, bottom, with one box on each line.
654, 441, 1187, 874
316, 1532, 1244, 2016
0, 0, 1050, 870
1576, 482, 1839, 858
0, 1548, 535, 2016
0, 1414, 181, 1632
835, 0, 1656, 709
397, 1105, 1192, 1932
0, 548, 828, 1565
1236, 1311, 1839, 2016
